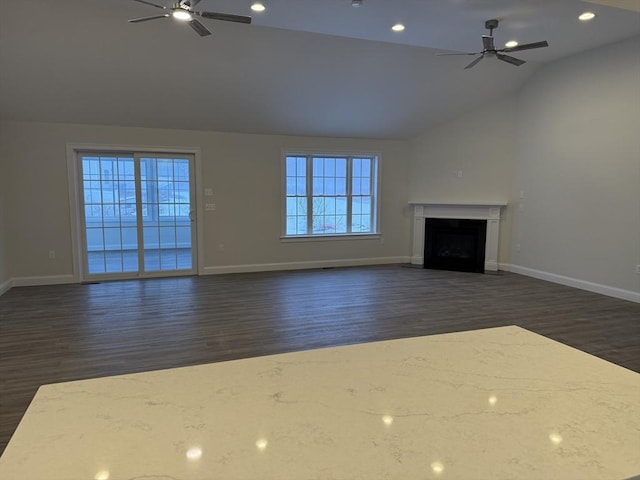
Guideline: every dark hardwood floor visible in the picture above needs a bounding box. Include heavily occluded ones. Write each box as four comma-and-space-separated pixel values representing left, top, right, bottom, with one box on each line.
1, 265, 639, 454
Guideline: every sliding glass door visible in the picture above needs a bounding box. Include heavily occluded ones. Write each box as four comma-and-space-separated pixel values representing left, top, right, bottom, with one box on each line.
79, 152, 196, 280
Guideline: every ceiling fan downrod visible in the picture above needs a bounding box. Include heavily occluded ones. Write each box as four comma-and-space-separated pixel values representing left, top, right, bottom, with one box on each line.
485, 19, 499, 37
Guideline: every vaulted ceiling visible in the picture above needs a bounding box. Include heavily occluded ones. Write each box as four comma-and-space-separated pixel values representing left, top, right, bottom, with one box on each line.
0, 0, 638, 139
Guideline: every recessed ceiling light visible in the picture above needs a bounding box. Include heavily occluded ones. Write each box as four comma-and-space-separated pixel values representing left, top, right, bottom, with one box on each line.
172, 9, 192, 21
392, 23, 405, 32
251, 2, 266, 12
351, 0, 363, 7
505, 40, 518, 48
579, 11, 596, 21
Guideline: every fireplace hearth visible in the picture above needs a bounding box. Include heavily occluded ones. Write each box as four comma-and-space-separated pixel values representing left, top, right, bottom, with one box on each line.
424, 218, 487, 273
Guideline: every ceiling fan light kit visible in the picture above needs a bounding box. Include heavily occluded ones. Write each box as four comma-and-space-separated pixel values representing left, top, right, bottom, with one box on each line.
128, 0, 252, 37
172, 9, 192, 21
436, 18, 549, 69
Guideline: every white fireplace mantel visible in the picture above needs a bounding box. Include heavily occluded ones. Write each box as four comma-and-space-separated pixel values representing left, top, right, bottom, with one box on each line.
409, 202, 507, 271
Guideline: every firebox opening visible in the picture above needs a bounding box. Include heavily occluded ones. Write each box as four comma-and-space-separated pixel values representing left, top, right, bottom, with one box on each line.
424, 218, 487, 273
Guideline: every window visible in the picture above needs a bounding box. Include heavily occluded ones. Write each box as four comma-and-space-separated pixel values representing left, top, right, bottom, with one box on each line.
283, 153, 379, 237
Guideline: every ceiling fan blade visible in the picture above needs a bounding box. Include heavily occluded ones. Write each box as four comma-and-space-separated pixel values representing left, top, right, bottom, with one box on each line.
128, 14, 170, 23
482, 35, 495, 51
464, 55, 484, 69
436, 52, 479, 56
130, 0, 167, 10
497, 53, 526, 66
188, 19, 212, 36
502, 40, 549, 53
198, 11, 252, 24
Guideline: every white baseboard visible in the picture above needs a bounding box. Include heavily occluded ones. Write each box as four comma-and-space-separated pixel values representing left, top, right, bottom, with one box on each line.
203, 256, 411, 275
0, 279, 11, 296
507, 264, 640, 304
10, 274, 75, 288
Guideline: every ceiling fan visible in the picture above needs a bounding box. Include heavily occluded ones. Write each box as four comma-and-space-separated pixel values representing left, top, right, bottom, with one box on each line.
438, 19, 549, 69
128, 0, 252, 37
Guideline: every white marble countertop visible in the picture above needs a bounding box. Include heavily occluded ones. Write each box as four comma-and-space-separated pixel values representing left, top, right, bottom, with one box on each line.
1, 325, 638, 479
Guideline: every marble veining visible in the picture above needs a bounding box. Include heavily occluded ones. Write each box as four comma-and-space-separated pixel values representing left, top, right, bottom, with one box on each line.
0, 326, 638, 479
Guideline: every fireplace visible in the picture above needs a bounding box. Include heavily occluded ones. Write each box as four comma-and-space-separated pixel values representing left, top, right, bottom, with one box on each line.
424, 218, 487, 273
409, 202, 506, 272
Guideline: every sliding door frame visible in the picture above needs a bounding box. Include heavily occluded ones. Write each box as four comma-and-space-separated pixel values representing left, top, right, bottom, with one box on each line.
66, 143, 204, 283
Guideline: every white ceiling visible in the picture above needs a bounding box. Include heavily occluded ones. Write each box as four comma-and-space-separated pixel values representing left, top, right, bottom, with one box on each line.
0, 0, 638, 139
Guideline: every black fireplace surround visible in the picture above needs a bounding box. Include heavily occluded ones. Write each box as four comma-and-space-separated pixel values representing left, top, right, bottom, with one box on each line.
424, 218, 487, 273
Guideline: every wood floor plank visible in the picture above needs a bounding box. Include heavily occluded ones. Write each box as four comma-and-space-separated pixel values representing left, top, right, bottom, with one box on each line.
0, 265, 639, 454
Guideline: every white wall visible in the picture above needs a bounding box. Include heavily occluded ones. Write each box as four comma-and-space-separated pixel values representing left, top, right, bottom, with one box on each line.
511, 35, 640, 297
0, 121, 411, 282
408, 96, 517, 264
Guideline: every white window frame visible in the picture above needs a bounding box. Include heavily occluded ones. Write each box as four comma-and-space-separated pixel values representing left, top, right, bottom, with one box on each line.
281, 150, 381, 241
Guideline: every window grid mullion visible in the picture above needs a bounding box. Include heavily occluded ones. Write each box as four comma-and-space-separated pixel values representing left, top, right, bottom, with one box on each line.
99, 157, 107, 272
115, 157, 124, 273
346, 156, 353, 233
133, 155, 145, 273
306, 156, 313, 235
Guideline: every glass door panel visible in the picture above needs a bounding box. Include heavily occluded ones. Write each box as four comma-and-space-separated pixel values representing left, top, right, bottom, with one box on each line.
139, 156, 194, 274
82, 155, 139, 275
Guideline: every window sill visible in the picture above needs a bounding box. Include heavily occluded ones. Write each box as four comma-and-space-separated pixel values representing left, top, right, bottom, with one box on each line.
280, 233, 381, 243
